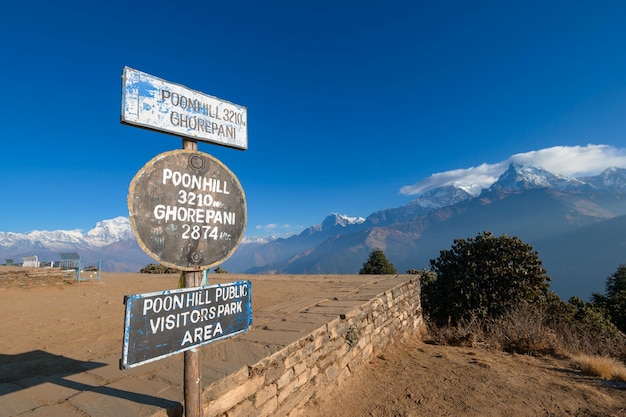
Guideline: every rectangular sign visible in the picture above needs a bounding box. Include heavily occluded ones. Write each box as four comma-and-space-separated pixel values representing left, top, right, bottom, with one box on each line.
121, 280, 252, 369
121, 67, 248, 150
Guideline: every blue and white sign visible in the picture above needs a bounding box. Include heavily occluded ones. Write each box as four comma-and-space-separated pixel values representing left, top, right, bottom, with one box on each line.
121, 67, 248, 150
121, 280, 252, 369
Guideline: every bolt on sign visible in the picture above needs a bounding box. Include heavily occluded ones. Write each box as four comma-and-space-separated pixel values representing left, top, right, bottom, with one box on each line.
121, 280, 252, 369
128, 149, 246, 271
121, 66, 248, 150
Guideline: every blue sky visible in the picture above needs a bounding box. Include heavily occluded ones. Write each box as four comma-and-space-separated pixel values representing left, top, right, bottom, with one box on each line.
1, 1, 626, 237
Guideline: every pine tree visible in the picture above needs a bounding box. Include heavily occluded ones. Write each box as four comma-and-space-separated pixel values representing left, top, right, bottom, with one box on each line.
591, 264, 626, 333
359, 249, 398, 274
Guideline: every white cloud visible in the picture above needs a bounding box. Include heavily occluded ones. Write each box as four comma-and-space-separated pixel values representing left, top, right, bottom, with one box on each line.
400, 163, 501, 196
507, 145, 626, 176
400, 144, 626, 197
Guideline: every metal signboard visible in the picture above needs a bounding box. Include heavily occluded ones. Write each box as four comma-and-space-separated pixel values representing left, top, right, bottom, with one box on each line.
121, 280, 252, 369
121, 67, 248, 150
128, 149, 246, 271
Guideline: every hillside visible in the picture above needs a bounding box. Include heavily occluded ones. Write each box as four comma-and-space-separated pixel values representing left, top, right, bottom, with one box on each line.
302, 335, 626, 417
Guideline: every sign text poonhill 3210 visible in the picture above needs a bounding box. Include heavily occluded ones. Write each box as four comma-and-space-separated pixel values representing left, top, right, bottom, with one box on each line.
121, 66, 248, 150
128, 149, 247, 271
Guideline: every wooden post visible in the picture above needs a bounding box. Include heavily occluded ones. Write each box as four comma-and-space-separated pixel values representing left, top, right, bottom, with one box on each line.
184, 269, 203, 417
182, 138, 204, 417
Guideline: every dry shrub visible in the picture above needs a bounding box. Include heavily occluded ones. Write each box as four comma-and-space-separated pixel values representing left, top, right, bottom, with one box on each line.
547, 311, 626, 361
425, 303, 559, 356
572, 354, 626, 381
140, 263, 180, 274
489, 302, 561, 356
614, 363, 626, 382
425, 318, 482, 348
425, 300, 626, 360
549, 317, 624, 359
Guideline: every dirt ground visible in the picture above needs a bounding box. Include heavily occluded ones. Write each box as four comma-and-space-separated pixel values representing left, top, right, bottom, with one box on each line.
2, 267, 626, 417
302, 335, 626, 417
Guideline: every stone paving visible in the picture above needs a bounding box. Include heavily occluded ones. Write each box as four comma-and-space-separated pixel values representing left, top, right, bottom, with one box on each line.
0, 274, 413, 417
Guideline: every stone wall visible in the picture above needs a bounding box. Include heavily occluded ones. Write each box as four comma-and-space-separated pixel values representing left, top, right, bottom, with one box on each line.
202, 276, 424, 417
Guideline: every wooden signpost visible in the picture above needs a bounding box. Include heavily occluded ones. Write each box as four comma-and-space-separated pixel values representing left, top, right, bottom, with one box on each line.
121, 67, 249, 417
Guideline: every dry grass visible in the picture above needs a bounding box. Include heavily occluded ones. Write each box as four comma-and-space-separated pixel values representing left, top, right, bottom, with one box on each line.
425, 300, 626, 383
426, 306, 565, 356
572, 354, 626, 381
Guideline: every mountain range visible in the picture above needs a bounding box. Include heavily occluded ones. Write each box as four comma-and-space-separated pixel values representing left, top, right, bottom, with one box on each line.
0, 217, 153, 273
221, 164, 626, 299
2, 164, 626, 300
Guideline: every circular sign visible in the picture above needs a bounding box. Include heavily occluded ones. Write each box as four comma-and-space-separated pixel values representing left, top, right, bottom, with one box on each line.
128, 149, 246, 271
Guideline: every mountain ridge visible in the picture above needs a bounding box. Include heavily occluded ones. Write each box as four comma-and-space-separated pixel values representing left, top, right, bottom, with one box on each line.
2, 164, 626, 298
226, 165, 626, 299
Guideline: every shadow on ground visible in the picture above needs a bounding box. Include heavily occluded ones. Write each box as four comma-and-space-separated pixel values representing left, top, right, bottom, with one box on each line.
0, 350, 182, 413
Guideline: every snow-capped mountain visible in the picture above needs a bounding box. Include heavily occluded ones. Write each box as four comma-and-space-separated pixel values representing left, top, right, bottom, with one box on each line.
0, 217, 133, 249
409, 164, 620, 211
581, 167, 626, 190
411, 185, 473, 209
0, 217, 151, 272
488, 163, 588, 193
84, 217, 134, 246
0, 229, 85, 250
321, 213, 365, 229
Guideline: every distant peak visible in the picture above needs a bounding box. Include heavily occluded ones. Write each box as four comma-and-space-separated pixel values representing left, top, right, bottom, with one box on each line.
581, 166, 626, 189
503, 162, 550, 177
322, 213, 365, 230
489, 163, 585, 192
599, 166, 626, 177
412, 185, 473, 209
412, 185, 472, 209
85, 217, 134, 246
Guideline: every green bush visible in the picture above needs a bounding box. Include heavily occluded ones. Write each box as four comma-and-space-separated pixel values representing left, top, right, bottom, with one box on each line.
422, 233, 625, 360
423, 231, 550, 326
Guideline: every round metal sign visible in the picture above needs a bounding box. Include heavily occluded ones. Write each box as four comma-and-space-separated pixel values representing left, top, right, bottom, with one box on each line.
128, 149, 246, 271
